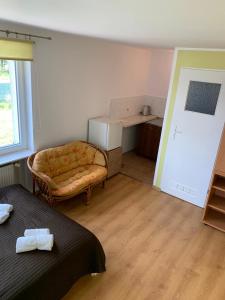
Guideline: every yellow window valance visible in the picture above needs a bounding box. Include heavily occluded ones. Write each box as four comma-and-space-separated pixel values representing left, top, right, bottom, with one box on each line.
0, 38, 33, 61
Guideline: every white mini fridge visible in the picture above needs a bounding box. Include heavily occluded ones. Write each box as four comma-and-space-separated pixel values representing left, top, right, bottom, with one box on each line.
88, 117, 122, 151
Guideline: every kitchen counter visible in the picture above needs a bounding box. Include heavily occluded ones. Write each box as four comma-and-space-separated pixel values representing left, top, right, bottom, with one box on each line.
91, 114, 158, 128
88, 114, 161, 153
146, 118, 164, 127
118, 114, 158, 127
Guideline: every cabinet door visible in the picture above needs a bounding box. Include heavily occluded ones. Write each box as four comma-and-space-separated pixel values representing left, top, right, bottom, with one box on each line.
136, 124, 150, 157
150, 125, 162, 160
137, 124, 162, 160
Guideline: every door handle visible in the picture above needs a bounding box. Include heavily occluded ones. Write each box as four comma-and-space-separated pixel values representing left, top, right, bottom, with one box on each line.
173, 126, 182, 140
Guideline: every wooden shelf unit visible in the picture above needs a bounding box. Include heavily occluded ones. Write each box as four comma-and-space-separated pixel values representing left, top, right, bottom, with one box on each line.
207, 194, 225, 214
203, 126, 225, 233
212, 174, 225, 191
204, 208, 225, 233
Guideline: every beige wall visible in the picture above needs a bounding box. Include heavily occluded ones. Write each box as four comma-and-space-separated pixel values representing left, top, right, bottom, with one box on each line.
0, 21, 174, 189
0, 21, 173, 153
148, 48, 174, 98
33, 35, 154, 149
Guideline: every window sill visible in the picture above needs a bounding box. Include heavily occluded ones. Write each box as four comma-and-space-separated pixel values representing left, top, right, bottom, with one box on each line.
0, 149, 34, 166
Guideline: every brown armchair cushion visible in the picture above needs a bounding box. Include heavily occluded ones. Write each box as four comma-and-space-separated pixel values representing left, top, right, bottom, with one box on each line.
52, 165, 107, 197
31, 141, 107, 198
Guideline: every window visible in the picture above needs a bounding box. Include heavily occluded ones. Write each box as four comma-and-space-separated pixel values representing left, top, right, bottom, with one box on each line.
185, 80, 221, 115
0, 59, 34, 163
0, 60, 19, 148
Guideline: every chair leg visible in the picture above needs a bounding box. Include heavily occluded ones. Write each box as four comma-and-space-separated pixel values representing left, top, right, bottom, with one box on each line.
85, 186, 91, 205
48, 196, 55, 206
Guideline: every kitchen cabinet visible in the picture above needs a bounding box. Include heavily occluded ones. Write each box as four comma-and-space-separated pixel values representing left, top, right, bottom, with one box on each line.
136, 119, 162, 160
106, 147, 122, 177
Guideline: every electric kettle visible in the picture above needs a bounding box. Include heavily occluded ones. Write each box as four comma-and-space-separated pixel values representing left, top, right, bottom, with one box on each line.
141, 105, 151, 116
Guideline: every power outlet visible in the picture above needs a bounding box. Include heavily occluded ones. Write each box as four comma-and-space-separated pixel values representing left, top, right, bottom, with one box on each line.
171, 182, 197, 196
175, 183, 197, 196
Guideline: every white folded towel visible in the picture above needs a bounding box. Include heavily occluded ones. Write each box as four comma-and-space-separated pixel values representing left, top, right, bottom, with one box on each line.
24, 228, 50, 236
36, 234, 54, 251
0, 204, 13, 213
0, 212, 10, 224
16, 236, 37, 253
16, 234, 54, 253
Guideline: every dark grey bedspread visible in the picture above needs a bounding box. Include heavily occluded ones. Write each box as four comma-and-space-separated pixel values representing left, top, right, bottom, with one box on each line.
0, 184, 105, 300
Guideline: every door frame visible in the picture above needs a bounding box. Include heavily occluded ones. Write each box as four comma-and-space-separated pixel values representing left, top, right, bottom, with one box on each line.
160, 67, 225, 207
153, 47, 225, 192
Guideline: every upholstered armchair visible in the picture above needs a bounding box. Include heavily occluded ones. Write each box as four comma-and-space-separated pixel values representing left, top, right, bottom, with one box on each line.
27, 141, 108, 205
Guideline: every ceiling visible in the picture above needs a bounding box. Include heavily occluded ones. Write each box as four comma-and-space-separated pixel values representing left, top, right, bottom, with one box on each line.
1, 0, 225, 48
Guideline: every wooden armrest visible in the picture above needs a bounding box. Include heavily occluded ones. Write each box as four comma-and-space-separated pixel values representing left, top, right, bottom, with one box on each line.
37, 172, 58, 190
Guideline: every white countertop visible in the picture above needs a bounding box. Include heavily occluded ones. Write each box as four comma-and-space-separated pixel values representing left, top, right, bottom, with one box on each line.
90, 114, 159, 127
118, 114, 158, 127
146, 118, 164, 127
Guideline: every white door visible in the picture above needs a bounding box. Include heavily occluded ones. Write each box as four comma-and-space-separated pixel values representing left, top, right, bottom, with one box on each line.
161, 68, 225, 207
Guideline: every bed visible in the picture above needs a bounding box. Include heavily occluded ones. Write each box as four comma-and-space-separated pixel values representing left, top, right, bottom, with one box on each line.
0, 184, 106, 300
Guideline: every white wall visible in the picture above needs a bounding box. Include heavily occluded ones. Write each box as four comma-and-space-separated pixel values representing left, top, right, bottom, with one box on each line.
143, 48, 174, 120
35, 34, 154, 149
108, 49, 174, 152
109, 48, 173, 152
0, 22, 174, 172
148, 48, 174, 98
0, 20, 153, 150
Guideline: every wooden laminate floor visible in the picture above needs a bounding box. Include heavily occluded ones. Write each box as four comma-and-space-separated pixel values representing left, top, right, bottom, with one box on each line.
58, 174, 225, 300
121, 151, 156, 185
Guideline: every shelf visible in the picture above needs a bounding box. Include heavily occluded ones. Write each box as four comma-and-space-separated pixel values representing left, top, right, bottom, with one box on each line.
203, 127, 225, 233
212, 176, 225, 192
203, 209, 225, 233
208, 195, 225, 214
215, 169, 225, 177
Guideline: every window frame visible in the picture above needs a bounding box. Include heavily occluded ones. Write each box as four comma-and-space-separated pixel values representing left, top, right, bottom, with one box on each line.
0, 60, 34, 164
